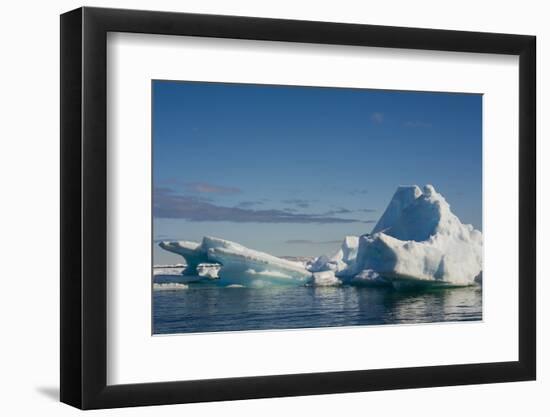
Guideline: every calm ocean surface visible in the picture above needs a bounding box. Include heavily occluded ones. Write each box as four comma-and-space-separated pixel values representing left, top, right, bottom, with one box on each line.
152, 282, 482, 335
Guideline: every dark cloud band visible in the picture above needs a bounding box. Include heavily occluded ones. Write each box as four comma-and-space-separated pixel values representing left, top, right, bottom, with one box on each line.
154, 188, 362, 224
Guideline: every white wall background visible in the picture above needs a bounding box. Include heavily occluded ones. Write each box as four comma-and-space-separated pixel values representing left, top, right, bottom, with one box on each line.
0, 0, 546, 415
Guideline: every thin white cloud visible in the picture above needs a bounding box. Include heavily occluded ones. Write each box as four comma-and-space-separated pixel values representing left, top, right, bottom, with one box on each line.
404, 121, 432, 128
371, 112, 384, 124
184, 182, 241, 194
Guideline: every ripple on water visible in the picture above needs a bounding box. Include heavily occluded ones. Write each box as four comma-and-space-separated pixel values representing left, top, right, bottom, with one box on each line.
153, 284, 482, 334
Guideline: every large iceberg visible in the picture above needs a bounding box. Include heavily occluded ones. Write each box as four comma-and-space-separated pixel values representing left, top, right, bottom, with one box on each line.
159, 236, 312, 286
353, 185, 482, 287
371, 186, 422, 235
158, 184, 482, 288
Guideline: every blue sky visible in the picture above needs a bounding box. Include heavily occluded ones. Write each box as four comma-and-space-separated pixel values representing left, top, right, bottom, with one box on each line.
153, 80, 482, 264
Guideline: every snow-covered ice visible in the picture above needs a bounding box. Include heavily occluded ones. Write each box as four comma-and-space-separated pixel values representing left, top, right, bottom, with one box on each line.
203, 236, 312, 285
158, 240, 209, 275
159, 236, 312, 286
307, 236, 359, 276
350, 269, 388, 286
371, 186, 422, 235
306, 254, 331, 273
196, 263, 221, 279
158, 184, 482, 289
153, 283, 188, 291
354, 185, 482, 286
308, 270, 342, 287
153, 264, 185, 276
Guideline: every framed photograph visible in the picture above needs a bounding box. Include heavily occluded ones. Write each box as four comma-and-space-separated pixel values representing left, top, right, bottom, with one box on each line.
60, 6, 536, 409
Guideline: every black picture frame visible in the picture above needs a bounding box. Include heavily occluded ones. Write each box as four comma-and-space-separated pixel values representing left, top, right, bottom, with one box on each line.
60, 6, 536, 410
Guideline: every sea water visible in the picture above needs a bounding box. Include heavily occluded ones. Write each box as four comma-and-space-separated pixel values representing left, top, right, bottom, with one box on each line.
152, 282, 482, 335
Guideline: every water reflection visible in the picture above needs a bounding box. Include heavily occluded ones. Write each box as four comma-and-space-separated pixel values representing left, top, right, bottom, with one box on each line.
153, 284, 482, 334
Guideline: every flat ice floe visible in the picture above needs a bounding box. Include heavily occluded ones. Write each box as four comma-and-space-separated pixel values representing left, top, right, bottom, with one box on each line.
152, 264, 185, 276
153, 283, 188, 291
